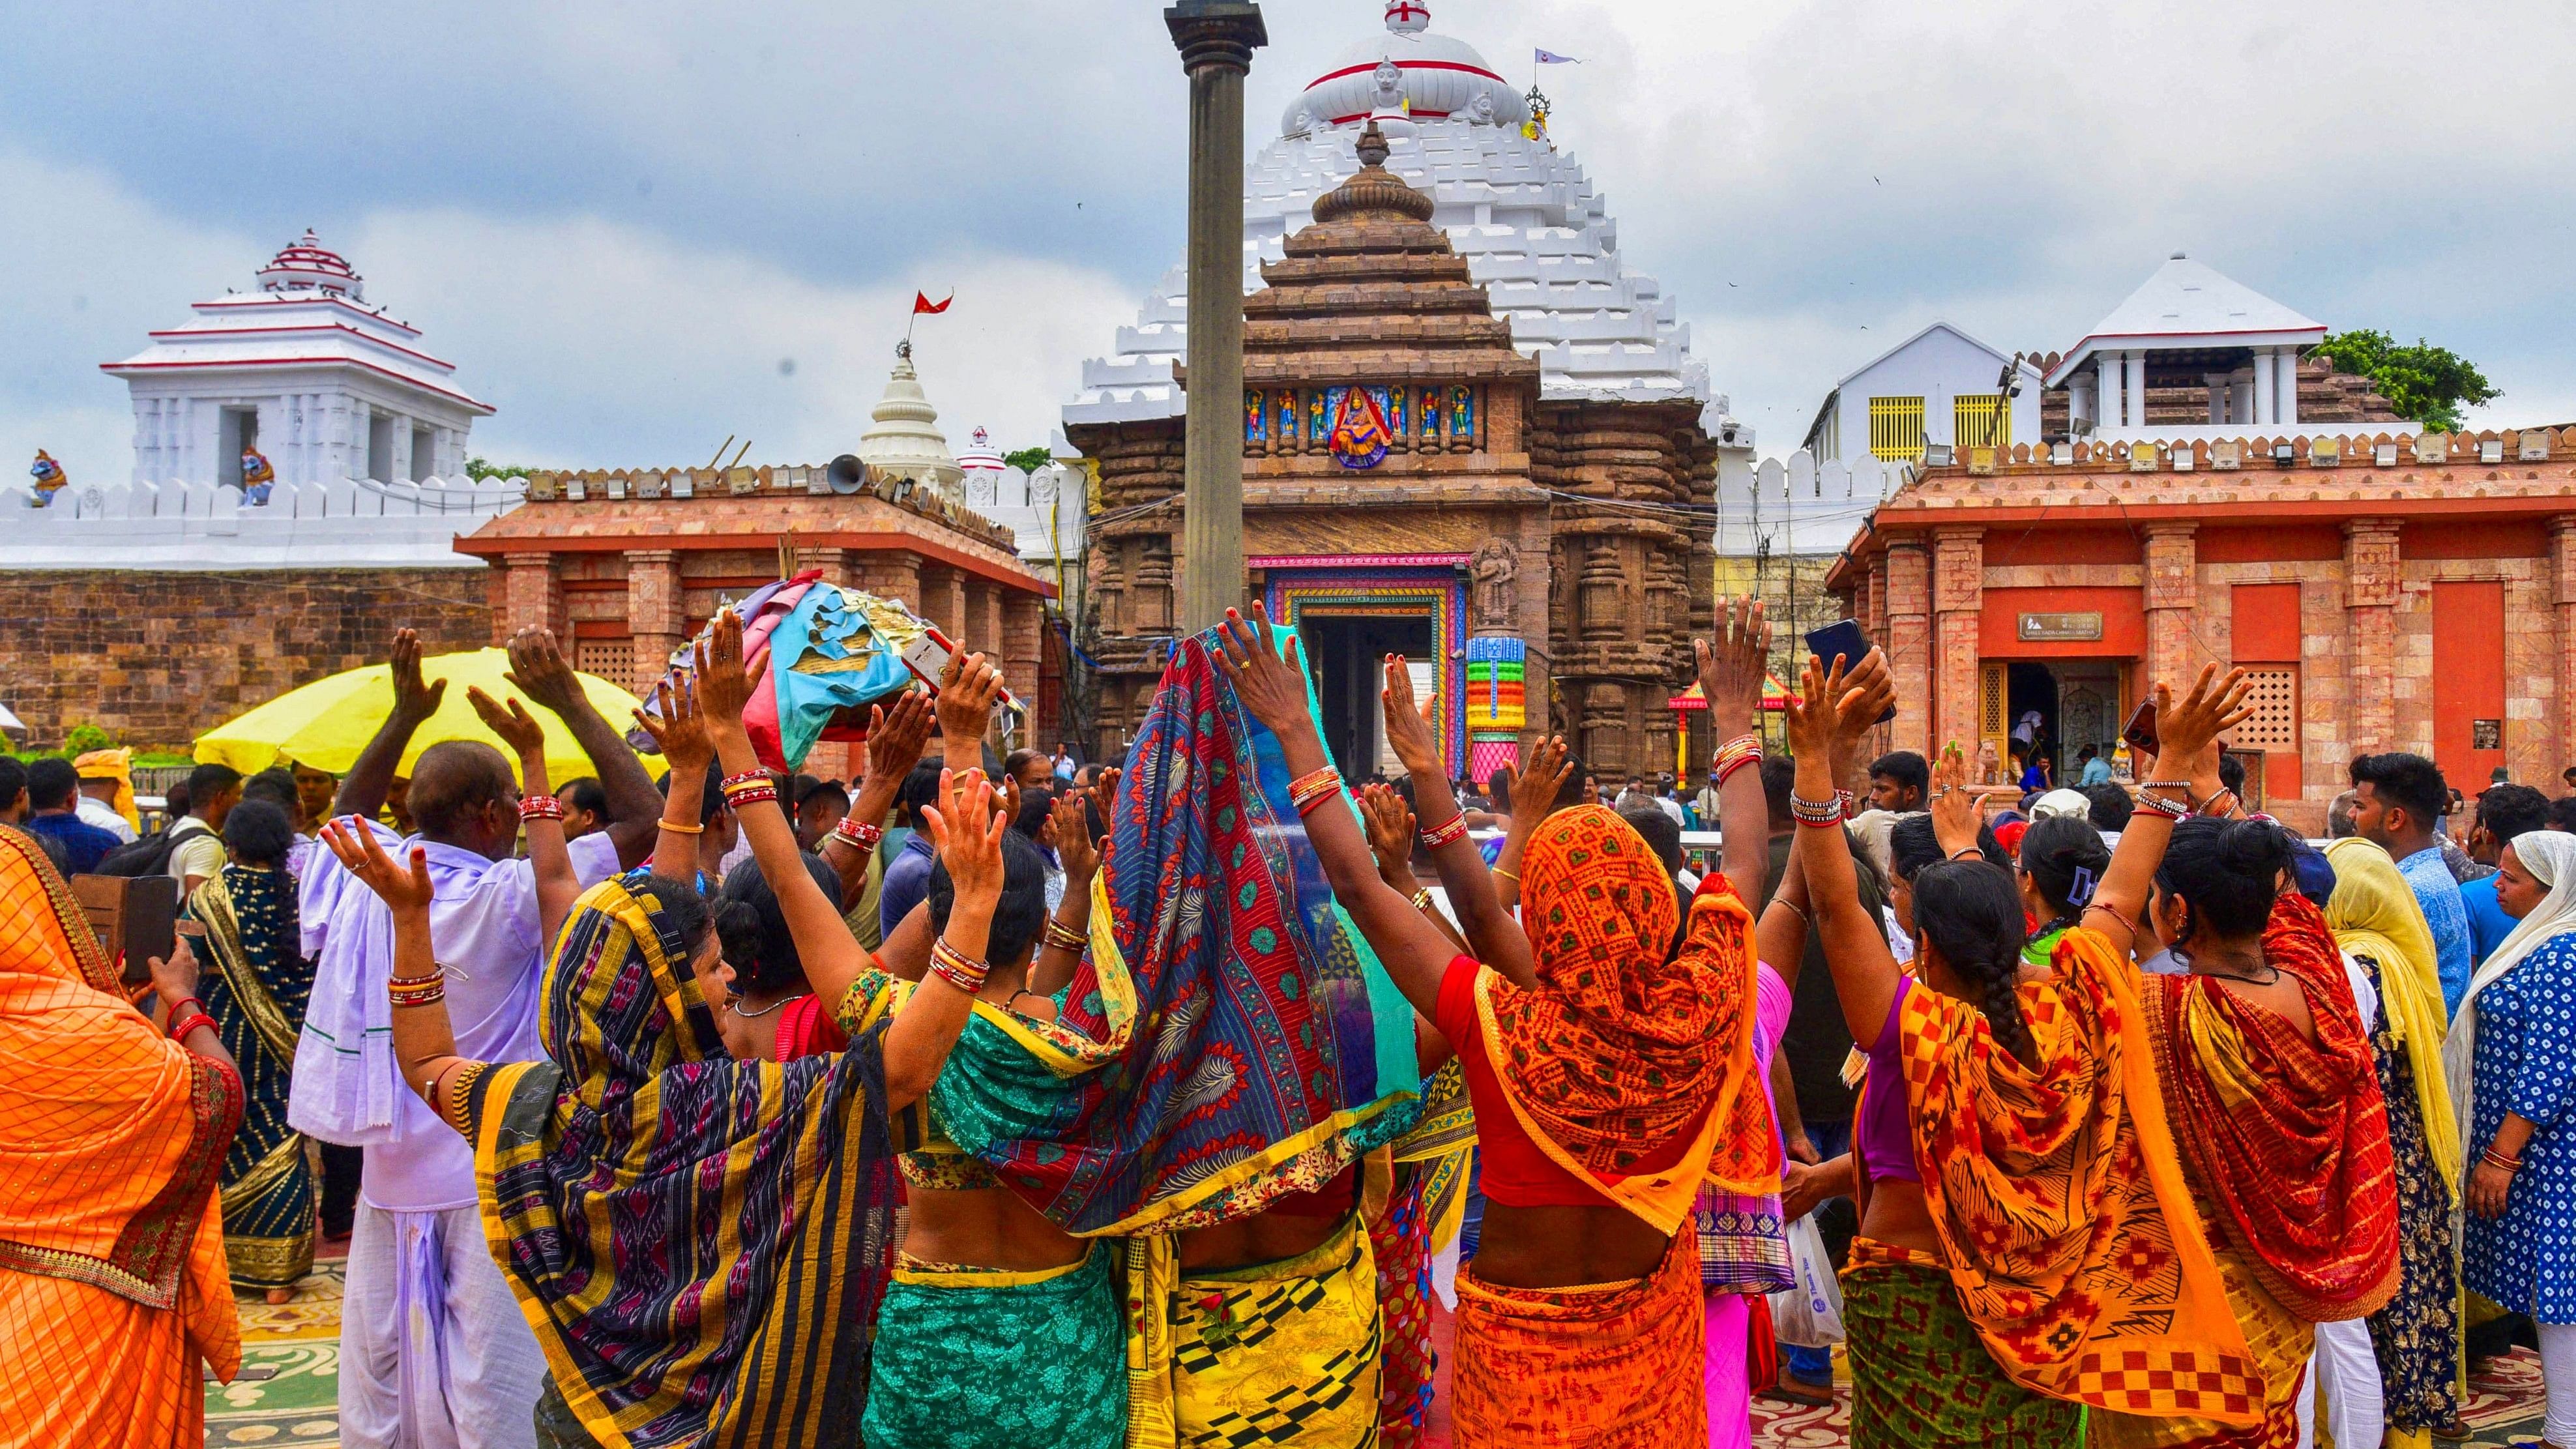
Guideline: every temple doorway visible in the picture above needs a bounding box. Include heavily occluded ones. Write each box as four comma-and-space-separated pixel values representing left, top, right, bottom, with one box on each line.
1300, 612, 1436, 780
2000, 660, 2123, 789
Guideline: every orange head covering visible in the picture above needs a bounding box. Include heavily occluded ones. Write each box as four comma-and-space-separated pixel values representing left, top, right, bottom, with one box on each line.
0, 824, 240, 1374
73, 747, 137, 830
1484, 806, 1768, 1193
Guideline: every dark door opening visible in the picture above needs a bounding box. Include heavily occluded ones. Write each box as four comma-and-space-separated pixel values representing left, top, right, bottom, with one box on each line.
1298, 611, 1435, 780
2006, 662, 2060, 789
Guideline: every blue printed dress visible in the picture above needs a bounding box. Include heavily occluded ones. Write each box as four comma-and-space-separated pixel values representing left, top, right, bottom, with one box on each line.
2463, 931, 2576, 1324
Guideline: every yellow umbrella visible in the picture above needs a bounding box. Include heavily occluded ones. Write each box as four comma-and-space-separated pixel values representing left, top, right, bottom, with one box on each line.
196, 649, 654, 784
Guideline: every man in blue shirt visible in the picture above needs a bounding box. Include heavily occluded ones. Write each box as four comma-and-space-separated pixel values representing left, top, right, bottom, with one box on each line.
2076, 745, 2115, 786
21, 757, 123, 874
2460, 782, 2550, 962
2350, 752, 2473, 1014
877, 761, 950, 939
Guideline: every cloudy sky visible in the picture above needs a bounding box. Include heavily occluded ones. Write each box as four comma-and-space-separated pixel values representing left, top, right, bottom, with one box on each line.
3, 0, 2567, 483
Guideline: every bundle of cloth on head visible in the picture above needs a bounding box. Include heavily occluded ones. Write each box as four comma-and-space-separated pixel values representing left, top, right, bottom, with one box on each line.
633, 572, 939, 772
835, 624, 1426, 1444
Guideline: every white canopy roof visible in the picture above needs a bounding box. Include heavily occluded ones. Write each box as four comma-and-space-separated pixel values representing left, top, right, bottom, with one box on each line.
2045, 254, 2326, 387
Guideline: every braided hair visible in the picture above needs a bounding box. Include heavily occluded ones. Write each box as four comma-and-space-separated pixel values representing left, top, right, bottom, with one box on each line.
1910, 858, 2036, 1064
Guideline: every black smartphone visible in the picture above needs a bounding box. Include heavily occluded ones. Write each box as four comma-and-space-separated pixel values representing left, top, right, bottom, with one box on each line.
1801, 619, 1897, 724
2120, 697, 2159, 761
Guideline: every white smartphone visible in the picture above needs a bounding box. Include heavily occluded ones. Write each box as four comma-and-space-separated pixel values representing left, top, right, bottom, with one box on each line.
901, 626, 1019, 709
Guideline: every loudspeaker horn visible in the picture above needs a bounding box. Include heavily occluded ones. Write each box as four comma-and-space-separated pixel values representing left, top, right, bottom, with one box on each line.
826, 454, 873, 495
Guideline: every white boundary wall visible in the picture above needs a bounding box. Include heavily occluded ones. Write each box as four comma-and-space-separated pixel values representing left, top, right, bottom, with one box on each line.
0, 475, 523, 571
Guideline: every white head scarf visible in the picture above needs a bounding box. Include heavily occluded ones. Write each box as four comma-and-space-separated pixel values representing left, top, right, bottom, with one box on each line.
2443, 829, 2576, 1158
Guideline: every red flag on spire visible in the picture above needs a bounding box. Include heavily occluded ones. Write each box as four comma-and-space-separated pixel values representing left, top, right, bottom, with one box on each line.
913, 291, 952, 315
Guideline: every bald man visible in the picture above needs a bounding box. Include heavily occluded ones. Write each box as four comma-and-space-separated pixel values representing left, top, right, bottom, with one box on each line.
292, 627, 662, 1449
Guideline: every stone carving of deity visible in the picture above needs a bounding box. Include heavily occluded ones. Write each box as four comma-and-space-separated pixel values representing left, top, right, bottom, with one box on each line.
1289, 106, 1316, 137
1467, 92, 1496, 126
1371, 59, 1404, 114
1471, 541, 1517, 632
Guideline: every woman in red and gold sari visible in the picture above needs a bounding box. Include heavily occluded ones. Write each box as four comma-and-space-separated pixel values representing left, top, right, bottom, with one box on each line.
2084, 710, 2403, 1448
1781, 655, 2265, 1448
0, 821, 244, 1447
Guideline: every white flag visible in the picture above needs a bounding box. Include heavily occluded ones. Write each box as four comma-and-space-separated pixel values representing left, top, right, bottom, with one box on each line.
1534, 48, 1581, 64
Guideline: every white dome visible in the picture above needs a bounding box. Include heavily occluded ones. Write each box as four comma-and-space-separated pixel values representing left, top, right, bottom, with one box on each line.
1280, 3, 1528, 136
856, 345, 963, 494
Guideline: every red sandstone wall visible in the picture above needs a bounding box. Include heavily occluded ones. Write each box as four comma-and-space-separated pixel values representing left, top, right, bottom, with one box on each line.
0, 569, 490, 750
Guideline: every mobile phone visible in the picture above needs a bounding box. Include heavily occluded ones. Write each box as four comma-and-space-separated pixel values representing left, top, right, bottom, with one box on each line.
900, 626, 1021, 710
2120, 698, 2159, 759
1801, 619, 1896, 724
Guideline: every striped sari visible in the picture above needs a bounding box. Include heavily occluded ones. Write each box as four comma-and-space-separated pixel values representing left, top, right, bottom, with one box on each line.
464, 873, 900, 1449
0, 823, 243, 1448
190, 864, 317, 1292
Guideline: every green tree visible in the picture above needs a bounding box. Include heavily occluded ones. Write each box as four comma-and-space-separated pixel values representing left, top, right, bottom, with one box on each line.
1003, 446, 1055, 475
2312, 330, 2498, 433
465, 456, 535, 482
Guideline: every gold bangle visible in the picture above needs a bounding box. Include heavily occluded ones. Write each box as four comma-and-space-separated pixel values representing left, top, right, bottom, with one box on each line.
1777, 897, 1809, 926
1410, 888, 1433, 912
1491, 867, 1519, 883
656, 817, 707, 836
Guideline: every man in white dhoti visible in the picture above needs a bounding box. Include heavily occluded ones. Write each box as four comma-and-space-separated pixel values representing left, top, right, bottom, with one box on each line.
291, 628, 663, 1449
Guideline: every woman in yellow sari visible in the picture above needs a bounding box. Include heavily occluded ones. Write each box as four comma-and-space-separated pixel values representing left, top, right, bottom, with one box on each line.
2324, 837, 2463, 1446
0, 821, 244, 1447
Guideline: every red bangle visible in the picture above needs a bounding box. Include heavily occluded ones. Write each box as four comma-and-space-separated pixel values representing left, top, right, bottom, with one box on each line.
168, 1011, 218, 1042
1418, 813, 1469, 849
518, 796, 566, 821
719, 768, 771, 791
723, 783, 780, 809
833, 817, 885, 849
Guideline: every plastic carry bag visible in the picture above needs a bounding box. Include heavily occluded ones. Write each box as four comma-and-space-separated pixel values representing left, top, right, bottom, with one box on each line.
1768, 1212, 1846, 1348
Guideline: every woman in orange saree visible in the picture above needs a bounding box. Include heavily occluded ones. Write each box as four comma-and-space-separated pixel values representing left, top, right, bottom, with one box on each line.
0, 821, 244, 1448
1783, 657, 2263, 1448
2083, 778, 2402, 1447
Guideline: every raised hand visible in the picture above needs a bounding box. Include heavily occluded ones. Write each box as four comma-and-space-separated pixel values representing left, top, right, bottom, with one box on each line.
322, 817, 435, 916
1783, 652, 1861, 762
922, 768, 1008, 911
1827, 648, 1895, 787
864, 689, 935, 785
503, 627, 585, 716
2158, 664, 2254, 761
1358, 782, 1418, 880
1379, 654, 1443, 780
1695, 595, 1770, 733
632, 673, 714, 775
934, 652, 1005, 757
1514, 735, 1573, 820
1929, 740, 1982, 860
1049, 787, 1099, 880
1210, 605, 1313, 740
467, 685, 546, 759
695, 609, 771, 739
389, 627, 446, 724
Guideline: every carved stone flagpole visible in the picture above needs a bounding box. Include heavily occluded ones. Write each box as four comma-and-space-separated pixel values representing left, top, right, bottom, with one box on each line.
1165, 1, 1266, 634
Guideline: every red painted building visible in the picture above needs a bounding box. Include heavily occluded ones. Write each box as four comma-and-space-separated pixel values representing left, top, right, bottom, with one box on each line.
1826, 428, 2576, 830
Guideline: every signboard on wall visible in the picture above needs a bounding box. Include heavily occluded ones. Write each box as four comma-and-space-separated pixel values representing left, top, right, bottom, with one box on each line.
2018, 611, 2104, 643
